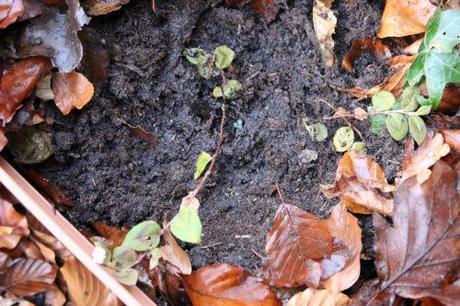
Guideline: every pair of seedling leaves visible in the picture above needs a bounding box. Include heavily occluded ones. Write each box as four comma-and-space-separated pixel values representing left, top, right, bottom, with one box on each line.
183, 46, 242, 99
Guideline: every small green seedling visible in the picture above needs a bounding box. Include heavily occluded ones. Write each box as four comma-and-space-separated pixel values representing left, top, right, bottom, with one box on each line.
194, 151, 212, 180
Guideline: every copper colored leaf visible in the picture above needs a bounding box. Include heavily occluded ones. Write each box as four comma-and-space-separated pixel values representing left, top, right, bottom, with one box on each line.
52, 72, 94, 115
0, 0, 23, 29
184, 263, 281, 306
25, 168, 72, 207
397, 131, 450, 185
287, 288, 349, 306
31, 229, 72, 260
321, 152, 394, 216
82, 0, 129, 16
60, 257, 121, 306
312, 0, 337, 67
92, 221, 127, 248
378, 0, 436, 38
0, 57, 51, 123
160, 229, 192, 275
342, 38, 391, 73
355, 161, 460, 303
44, 285, 66, 306
443, 130, 460, 154
0, 199, 29, 249
0, 258, 57, 296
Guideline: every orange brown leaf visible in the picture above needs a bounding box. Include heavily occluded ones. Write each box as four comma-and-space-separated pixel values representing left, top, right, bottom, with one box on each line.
160, 228, 192, 275
342, 38, 391, 73
287, 288, 349, 306
92, 221, 127, 248
52, 72, 94, 116
0, 0, 24, 29
0, 199, 29, 249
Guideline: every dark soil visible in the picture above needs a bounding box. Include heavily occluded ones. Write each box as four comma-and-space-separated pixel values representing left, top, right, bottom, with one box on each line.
36, 0, 401, 283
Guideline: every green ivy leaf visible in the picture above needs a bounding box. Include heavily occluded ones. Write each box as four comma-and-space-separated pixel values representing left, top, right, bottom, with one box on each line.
170, 207, 202, 244
122, 221, 161, 251
149, 248, 162, 270
349, 142, 367, 155
386, 113, 408, 141
416, 105, 432, 116
427, 10, 460, 53
372, 91, 396, 111
114, 268, 139, 286
214, 46, 235, 69
212, 86, 223, 98
306, 122, 328, 142
183, 48, 209, 65
111, 246, 137, 269
333, 127, 354, 152
400, 87, 420, 111
222, 79, 242, 99
408, 115, 427, 145
194, 151, 212, 180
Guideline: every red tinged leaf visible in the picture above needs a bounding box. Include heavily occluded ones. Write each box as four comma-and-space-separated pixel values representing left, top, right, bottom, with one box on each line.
25, 168, 72, 207
352, 161, 460, 304
0, 258, 57, 296
0, 199, 29, 249
184, 264, 281, 306
52, 72, 94, 115
0, 0, 24, 29
0, 57, 51, 123
91, 221, 127, 248
263, 203, 361, 290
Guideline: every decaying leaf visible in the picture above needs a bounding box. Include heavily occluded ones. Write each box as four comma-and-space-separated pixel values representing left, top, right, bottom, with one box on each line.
25, 168, 72, 207
312, 0, 337, 67
378, 0, 436, 38
397, 132, 450, 185
353, 161, 460, 304
82, 0, 130, 16
160, 229, 192, 275
321, 152, 394, 215
92, 221, 127, 248
0, 56, 51, 123
148, 260, 190, 306
287, 288, 349, 306
263, 203, 361, 290
184, 264, 281, 306
0, 258, 57, 296
52, 71, 94, 115
0, 0, 24, 29
342, 38, 391, 73
17, 0, 91, 72
7, 125, 53, 164
0, 199, 29, 249
60, 257, 121, 306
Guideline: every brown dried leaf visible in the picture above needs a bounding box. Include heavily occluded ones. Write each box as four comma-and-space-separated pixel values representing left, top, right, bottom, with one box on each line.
0, 0, 24, 29
263, 203, 361, 290
321, 152, 394, 216
160, 229, 192, 275
342, 38, 391, 73
82, 0, 129, 16
91, 221, 127, 248
0, 258, 57, 296
378, 0, 436, 38
353, 160, 460, 304
443, 130, 460, 154
287, 288, 349, 306
0, 199, 29, 249
185, 263, 281, 306
25, 168, 72, 207
60, 257, 122, 306
397, 132, 450, 185
31, 229, 72, 260
312, 0, 337, 67
52, 71, 94, 115
44, 285, 66, 306
149, 261, 189, 306
0, 57, 51, 123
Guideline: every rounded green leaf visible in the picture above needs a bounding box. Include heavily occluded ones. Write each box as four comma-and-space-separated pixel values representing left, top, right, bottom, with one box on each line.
306, 122, 328, 142
386, 113, 408, 141
408, 115, 427, 145
194, 151, 212, 180
122, 221, 161, 251
372, 91, 396, 112
183, 48, 209, 65
112, 246, 137, 269
222, 80, 242, 99
214, 46, 235, 69
114, 268, 139, 286
170, 207, 202, 244
349, 142, 367, 155
333, 127, 354, 152
416, 105, 431, 116
400, 87, 420, 111
212, 86, 223, 98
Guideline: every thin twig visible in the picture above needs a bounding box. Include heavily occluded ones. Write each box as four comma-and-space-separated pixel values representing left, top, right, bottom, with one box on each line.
275, 183, 285, 204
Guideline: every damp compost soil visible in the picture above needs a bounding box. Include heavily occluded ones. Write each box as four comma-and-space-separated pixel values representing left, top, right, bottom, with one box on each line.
34, 0, 402, 287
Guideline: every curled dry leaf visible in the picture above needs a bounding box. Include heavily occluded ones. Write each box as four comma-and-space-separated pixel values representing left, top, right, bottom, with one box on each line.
82, 0, 130, 16
342, 38, 391, 73
321, 152, 394, 216
31, 229, 72, 259
397, 131, 450, 185
0, 57, 51, 123
148, 261, 190, 306
185, 263, 280, 306
160, 229, 192, 275
287, 288, 349, 306
263, 203, 361, 290
0, 0, 24, 29
60, 257, 122, 306
0, 258, 57, 296
312, 0, 337, 67
0, 199, 29, 249
353, 161, 460, 304
52, 72, 94, 115
92, 221, 127, 248
378, 0, 436, 38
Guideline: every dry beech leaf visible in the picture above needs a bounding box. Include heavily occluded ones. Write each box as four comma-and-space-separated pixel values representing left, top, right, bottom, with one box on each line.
263, 203, 361, 290
342, 38, 391, 73
287, 288, 349, 306
397, 131, 450, 185
0, 0, 24, 29
378, 0, 436, 38
321, 152, 395, 216
0, 199, 29, 249
184, 263, 280, 306
92, 221, 127, 248
82, 0, 130, 16
148, 261, 190, 306
24, 168, 72, 207
44, 285, 66, 306
0, 129, 8, 152
52, 71, 94, 115
352, 161, 460, 304
0, 258, 57, 296
160, 229, 192, 275
32, 229, 72, 259
0, 57, 51, 123
30, 237, 56, 264
443, 130, 460, 153
312, 0, 337, 67
60, 257, 121, 306
403, 38, 423, 55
